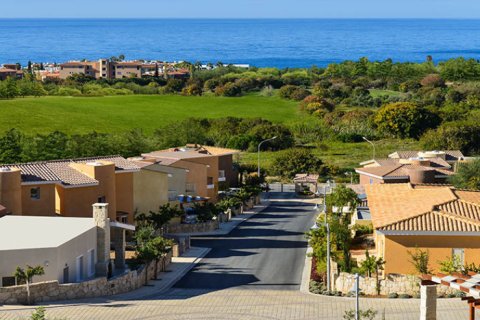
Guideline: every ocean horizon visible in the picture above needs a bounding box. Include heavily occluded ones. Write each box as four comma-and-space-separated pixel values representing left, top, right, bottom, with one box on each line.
1, 18, 480, 68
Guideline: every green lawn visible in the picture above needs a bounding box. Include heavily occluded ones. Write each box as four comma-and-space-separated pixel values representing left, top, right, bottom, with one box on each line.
0, 95, 298, 134
241, 139, 422, 172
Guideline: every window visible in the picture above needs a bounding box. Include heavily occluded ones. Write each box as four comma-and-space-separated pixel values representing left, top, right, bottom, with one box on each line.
2, 276, 16, 287
453, 248, 465, 265
97, 196, 106, 203
87, 249, 95, 277
207, 177, 214, 185
30, 187, 40, 200
369, 178, 373, 185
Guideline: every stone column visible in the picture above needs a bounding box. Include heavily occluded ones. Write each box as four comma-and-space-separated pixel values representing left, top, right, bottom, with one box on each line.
93, 203, 110, 277
420, 285, 437, 320
112, 228, 126, 270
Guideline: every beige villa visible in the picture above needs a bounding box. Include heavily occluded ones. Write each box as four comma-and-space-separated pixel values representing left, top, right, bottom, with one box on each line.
140, 145, 240, 202
365, 183, 480, 275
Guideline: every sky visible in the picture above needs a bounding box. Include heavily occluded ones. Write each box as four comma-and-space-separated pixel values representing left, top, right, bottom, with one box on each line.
3, 0, 479, 19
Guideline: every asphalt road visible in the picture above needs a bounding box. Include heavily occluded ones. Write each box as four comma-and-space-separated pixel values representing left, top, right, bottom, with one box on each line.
174, 192, 317, 291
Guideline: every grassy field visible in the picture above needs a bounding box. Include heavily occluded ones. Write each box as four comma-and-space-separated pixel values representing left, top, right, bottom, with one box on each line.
0, 94, 298, 134
369, 89, 406, 98
241, 139, 422, 172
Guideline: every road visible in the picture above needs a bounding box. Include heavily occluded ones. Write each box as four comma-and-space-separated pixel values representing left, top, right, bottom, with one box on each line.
0, 193, 473, 319
174, 192, 317, 291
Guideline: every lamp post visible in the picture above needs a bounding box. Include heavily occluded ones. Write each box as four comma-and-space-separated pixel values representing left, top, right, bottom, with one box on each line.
362, 136, 375, 160
257, 136, 277, 177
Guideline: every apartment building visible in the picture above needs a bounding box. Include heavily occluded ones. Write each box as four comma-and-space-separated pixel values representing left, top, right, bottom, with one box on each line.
141, 145, 240, 202
0, 68, 23, 80
0, 156, 139, 224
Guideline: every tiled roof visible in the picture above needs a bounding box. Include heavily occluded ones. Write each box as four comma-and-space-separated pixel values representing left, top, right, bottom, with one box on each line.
144, 145, 240, 160
365, 183, 457, 228
356, 163, 453, 179
1, 156, 138, 186
0, 68, 17, 73
379, 210, 480, 232
366, 183, 480, 233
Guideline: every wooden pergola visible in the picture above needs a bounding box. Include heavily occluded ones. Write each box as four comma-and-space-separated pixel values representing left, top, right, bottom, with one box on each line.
422, 273, 480, 320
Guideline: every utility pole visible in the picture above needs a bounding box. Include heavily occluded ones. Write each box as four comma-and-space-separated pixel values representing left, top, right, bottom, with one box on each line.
355, 273, 360, 320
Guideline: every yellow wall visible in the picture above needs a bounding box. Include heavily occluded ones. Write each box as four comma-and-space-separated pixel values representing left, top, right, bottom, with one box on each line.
378, 233, 480, 275
133, 169, 168, 216
21, 184, 56, 216
174, 160, 209, 198
0, 169, 22, 215
55, 185, 98, 218
116, 172, 134, 223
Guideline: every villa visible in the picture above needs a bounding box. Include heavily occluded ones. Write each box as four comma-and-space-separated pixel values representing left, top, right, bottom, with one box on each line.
365, 183, 480, 275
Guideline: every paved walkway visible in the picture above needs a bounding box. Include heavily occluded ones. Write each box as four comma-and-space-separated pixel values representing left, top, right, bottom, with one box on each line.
0, 288, 472, 320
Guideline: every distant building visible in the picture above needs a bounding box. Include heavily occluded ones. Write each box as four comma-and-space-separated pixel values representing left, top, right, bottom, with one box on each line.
0, 68, 23, 81
356, 150, 466, 185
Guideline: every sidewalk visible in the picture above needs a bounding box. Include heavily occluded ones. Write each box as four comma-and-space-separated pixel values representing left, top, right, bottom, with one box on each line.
117, 246, 211, 300
174, 199, 271, 237
0, 246, 210, 311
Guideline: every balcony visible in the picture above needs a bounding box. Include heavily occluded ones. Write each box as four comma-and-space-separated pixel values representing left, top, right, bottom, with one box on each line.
218, 170, 226, 182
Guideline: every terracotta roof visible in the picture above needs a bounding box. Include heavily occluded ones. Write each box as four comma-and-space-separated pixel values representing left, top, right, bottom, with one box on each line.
143, 145, 240, 161
356, 163, 453, 179
0, 68, 17, 73
60, 62, 88, 67
366, 183, 480, 232
2, 156, 138, 186
365, 183, 457, 228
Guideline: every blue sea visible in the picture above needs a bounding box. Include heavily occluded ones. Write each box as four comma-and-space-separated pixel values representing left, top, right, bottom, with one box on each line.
1, 19, 480, 68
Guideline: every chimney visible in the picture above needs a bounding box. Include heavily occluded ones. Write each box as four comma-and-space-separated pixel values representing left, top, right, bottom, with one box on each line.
93, 203, 110, 277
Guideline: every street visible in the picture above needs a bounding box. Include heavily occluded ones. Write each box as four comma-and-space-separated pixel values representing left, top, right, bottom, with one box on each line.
0, 193, 472, 319
174, 192, 317, 290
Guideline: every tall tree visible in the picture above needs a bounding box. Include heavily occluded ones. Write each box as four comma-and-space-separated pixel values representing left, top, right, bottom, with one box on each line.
14, 265, 45, 305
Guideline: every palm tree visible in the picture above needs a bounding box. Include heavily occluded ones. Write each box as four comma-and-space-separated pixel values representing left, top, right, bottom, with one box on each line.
14, 265, 45, 305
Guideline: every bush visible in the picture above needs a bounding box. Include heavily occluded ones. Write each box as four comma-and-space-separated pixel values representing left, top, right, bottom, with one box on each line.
388, 292, 399, 299
374, 102, 440, 139
271, 148, 326, 179
421, 121, 480, 154
420, 74, 445, 88
399, 293, 412, 299
215, 82, 242, 97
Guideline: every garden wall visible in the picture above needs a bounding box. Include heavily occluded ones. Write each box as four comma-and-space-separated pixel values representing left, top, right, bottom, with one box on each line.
334, 272, 458, 297
0, 252, 172, 305
165, 220, 219, 234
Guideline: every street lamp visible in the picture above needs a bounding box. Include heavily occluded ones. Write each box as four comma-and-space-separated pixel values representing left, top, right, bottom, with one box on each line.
362, 136, 375, 160
257, 136, 277, 177
309, 221, 330, 292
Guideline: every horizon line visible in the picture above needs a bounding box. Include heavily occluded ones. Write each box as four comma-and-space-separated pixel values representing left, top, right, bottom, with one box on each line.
1, 17, 480, 20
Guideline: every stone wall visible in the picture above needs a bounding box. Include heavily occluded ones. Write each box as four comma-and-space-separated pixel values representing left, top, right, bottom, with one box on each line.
334, 272, 458, 297
0, 252, 172, 305
165, 220, 219, 234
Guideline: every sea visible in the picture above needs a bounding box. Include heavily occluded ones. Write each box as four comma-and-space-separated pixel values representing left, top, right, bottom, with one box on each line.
1, 19, 480, 68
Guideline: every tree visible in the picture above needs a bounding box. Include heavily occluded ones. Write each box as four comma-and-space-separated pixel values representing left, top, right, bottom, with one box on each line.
0, 76, 19, 99
0, 128, 24, 163
271, 148, 326, 179
359, 250, 385, 295
14, 265, 45, 305
449, 159, 480, 190
421, 121, 480, 155
374, 102, 439, 139
407, 248, 431, 274
328, 184, 359, 213
136, 203, 184, 231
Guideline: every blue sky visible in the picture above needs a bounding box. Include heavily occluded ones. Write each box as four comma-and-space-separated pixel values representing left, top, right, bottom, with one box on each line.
4, 0, 479, 18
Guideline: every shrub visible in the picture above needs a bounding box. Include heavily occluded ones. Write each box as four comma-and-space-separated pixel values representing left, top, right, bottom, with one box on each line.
421, 121, 480, 155
399, 293, 412, 299
271, 148, 326, 179
374, 102, 439, 139
388, 292, 399, 299
420, 74, 445, 88
215, 82, 242, 97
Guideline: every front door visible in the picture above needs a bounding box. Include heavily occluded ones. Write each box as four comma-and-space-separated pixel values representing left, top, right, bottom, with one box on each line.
63, 266, 69, 283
